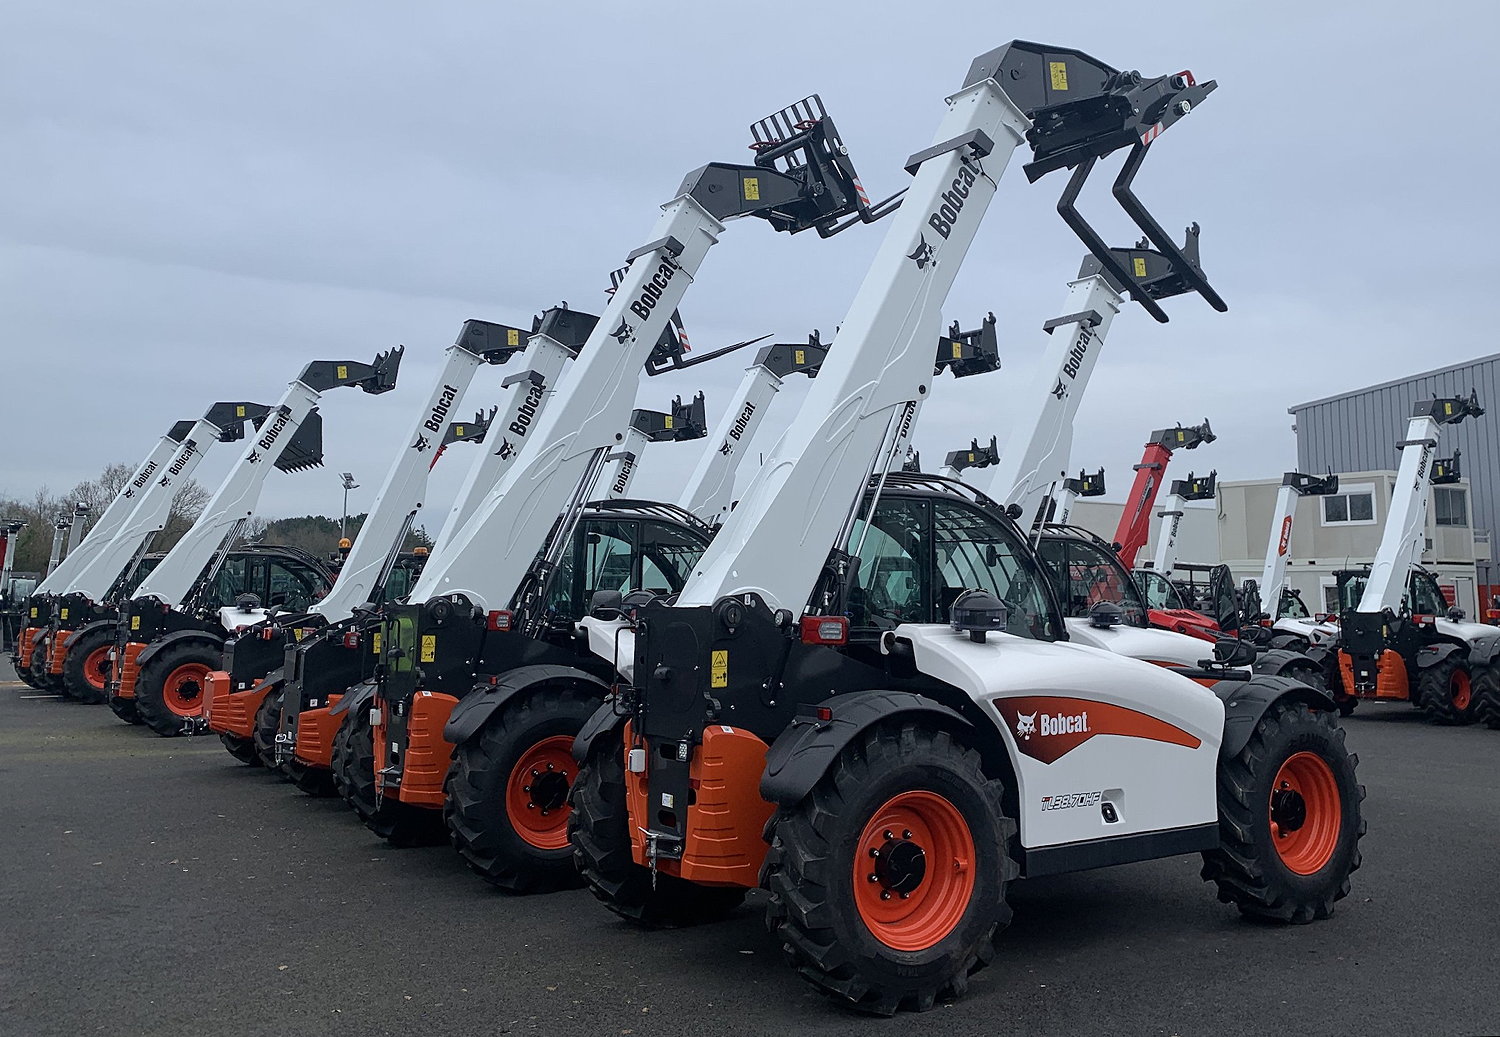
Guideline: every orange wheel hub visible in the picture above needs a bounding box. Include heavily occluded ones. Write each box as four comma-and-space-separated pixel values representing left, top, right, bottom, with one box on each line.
162, 663, 213, 718
1451, 669, 1473, 711
83, 646, 111, 691
1269, 751, 1342, 875
505, 735, 576, 850
853, 790, 976, 952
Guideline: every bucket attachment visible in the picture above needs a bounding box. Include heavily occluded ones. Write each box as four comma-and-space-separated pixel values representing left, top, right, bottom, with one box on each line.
275, 409, 324, 473
300, 346, 404, 394
934, 313, 1000, 379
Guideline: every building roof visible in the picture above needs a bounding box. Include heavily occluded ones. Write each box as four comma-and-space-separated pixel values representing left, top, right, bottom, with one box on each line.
1287, 352, 1500, 413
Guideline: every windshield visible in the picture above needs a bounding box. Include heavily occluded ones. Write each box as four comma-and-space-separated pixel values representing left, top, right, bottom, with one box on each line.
1135, 569, 1183, 610
1409, 571, 1448, 615
1035, 535, 1146, 624
1278, 588, 1310, 619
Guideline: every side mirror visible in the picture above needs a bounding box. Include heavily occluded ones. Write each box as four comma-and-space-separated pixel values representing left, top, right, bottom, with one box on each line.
1447, 606, 1466, 622
589, 589, 624, 619
1208, 638, 1256, 668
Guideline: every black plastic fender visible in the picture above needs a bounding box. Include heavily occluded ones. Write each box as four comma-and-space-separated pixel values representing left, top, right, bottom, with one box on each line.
1415, 641, 1465, 670
572, 697, 627, 763
1216, 675, 1337, 758
328, 678, 377, 718
71, 618, 118, 647
760, 690, 971, 806
1466, 630, 1500, 668
135, 628, 225, 671
1253, 647, 1319, 679
444, 664, 608, 746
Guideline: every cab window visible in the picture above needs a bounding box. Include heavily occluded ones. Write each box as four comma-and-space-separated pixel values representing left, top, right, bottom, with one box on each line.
268, 558, 324, 610
639, 524, 705, 597
1035, 536, 1146, 624
1409, 573, 1448, 616
933, 500, 1058, 639
209, 555, 250, 606
848, 498, 931, 631
1137, 569, 1183, 610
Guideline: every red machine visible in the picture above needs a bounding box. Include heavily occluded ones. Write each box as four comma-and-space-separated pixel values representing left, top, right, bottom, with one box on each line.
1112, 420, 1215, 568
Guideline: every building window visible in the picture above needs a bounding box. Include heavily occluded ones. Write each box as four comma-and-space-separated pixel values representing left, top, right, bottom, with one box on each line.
1434, 486, 1468, 527
1321, 484, 1376, 526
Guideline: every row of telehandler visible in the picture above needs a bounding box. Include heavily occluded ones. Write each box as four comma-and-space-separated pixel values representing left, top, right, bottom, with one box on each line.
33, 37, 1496, 1015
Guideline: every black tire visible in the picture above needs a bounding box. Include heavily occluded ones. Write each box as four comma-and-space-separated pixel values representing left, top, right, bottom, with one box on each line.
446, 685, 597, 893
340, 703, 379, 819
108, 694, 142, 725
61, 628, 114, 705
1281, 662, 1327, 695
330, 710, 355, 799
284, 757, 337, 797
253, 687, 285, 770
569, 728, 746, 928
1202, 701, 1365, 923
220, 733, 260, 765
14, 652, 40, 689
134, 641, 222, 737
1415, 655, 1476, 725
342, 704, 444, 846
1474, 665, 1500, 730
762, 721, 1014, 1015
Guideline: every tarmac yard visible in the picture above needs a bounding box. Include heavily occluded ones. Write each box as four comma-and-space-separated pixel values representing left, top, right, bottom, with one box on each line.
2, 660, 1497, 1037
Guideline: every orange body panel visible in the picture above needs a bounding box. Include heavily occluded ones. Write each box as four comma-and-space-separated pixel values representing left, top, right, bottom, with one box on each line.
293, 694, 344, 768
205, 673, 274, 737
18, 627, 41, 668
1339, 648, 1410, 701
47, 630, 74, 675
114, 642, 146, 700
393, 691, 459, 808
624, 724, 775, 889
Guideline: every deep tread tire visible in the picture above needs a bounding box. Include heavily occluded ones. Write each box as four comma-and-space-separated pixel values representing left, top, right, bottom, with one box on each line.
135, 642, 222, 737
220, 733, 260, 765
253, 687, 285, 770
762, 720, 1014, 1015
343, 704, 444, 846
14, 655, 40, 689
446, 685, 597, 893
1416, 656, 1476, 725
61, 628, 113, 705
330, 711, 355, 799
1474, 665, 1500, 730
1202, 702, 1365, 923
108, 695, 142, 725
341, 705, 380, 821
284, 758, 336, 797
569, 729, 746, 928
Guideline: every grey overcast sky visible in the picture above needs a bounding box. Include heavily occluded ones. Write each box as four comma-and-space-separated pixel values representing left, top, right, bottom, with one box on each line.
3, 0, 1496, 527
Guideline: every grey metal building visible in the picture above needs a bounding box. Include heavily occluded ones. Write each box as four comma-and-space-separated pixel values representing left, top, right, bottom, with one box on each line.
1290, 353, 1500, 598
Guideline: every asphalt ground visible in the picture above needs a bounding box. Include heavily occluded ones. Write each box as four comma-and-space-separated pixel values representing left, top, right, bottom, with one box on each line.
2, 659, 1497, 1037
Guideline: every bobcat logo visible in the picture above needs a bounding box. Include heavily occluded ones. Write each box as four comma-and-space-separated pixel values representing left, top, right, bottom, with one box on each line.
1052, 379, 1069, 401
246, 450, 262, 465
411, 434, 430, 453
494, 437, 515, 460
159, 475, 171, 487
718, 440, 733, 456
610, 318, 634, 344
1015, 712, 1037, 740
907, 234, 935, 270
123, 489, 135, 499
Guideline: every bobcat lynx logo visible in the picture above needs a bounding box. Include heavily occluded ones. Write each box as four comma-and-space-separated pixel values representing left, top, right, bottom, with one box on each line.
247, 450, 262, 465
158, 475, 170, 487
907, 234, 935, 270
611, 318, 634, 344
411, 434, 431, 453
718, 440, 733, 456
494, 437, 515, 460
1051, 378, 1069, 400
123, 489, 135, 499
1015, 712, 1037, 739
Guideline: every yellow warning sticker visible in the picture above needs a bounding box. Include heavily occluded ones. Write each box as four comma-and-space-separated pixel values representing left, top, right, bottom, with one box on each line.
131, 616, 140, 630
1445, 402, 1455, 415
371, 631, 382, 655
507, 328, 520, 346
60, 608, 69, 620
794, 349, 805, 365
968, 452, 976, 462
420, 634, 436, 663
710, 649, 728, 688
1049, 61, 1069, 91
29, 607, 37, 618
664, 415, 673, 429
952, 342, 963, 358
1177, 431, 1186, 441
236, 405, 246, 417
337, 364, 349, 380
1133, 257, 1148, 278
454, 425, 465, 437
293, 627, 305, 641
743, 177, 760, 201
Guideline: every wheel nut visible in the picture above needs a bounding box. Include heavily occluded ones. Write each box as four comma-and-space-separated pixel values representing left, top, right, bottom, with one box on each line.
902, 829, 912, 839
900, 892, 910, 899
546, 762, 555, 771
523, 785, 531, 793
880, 891, 891, 901
883, 830, 894, 841
869, 847, 880, 858
868, 873, 878, 883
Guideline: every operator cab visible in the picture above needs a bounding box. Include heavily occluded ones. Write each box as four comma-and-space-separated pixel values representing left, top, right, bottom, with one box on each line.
1033, 526, 1148, 628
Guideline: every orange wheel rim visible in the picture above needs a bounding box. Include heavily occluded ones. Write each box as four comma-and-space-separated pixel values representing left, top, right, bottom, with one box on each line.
504, 735, 576, 850
1269, 751, 1342, 875
83, 646, 111, 690
162, 663, 213, 717
1451, 669, 1473, 711
853, 790, 976, 952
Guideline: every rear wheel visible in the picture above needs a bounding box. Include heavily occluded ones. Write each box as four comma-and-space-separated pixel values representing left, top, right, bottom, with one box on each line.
220, 733, 259, 765
1417, 656, 1476, 725
135, 642, 222, 737
252, 687, 285, 770
330, 710, 355, 799
1474, 666, 1500, 730
284, 757, 336, 797
569, 727, 746, 927
763, 721, 1013, 1015
108, 695, 142, 725
446, 685, 596, 892
61, 629, 113, 705
341, 705, 380, 820
1202, 701, 1364, 923
343, 703, 443, 846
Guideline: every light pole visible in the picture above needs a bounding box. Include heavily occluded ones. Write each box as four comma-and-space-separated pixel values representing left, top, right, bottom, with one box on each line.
340, 472, 359, 541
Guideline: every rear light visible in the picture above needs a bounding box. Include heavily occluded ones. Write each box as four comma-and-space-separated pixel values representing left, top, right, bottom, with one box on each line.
343, 631, 361, 649
1259, 619, 1272, 628
800, 615, 849, 645
234, 625, 248, 634
814, 705, 833, 722
1414, 614, 1435, 626
261, 627, 276, 640
486, 610, 513, 632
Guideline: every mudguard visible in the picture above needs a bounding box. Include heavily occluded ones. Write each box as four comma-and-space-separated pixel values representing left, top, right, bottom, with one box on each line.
445, 664, 609, 746
71, 619, 119, 646
328, 678, 377, 718
1415, 642, 1465, 670
243, 666, 286, 693
572, 697, 627, 763
135, 629, 225, 671
1253, 647, 1317, 678
1467, 633, 1500, 668
760, 690, 970, 806
1215, 675, 1336, 758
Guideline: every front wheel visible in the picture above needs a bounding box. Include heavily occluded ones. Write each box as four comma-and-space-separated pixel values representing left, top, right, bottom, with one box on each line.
569, 728, 745, 927
1202, 701, 1365, 923
61, 629, 113, 705
252, 687, 285, 770
220, 733, 259, 765
1474, 666, 1500, 730
135, 642, 222, 737
1416, 656, 1476, 725
446, 686, 597, 893
762, 720, 1015, 1015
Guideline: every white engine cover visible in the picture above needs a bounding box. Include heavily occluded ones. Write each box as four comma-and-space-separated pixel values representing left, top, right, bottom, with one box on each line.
1273, 617, 1339, 647
899, 624, 1223, 849
1062, 617, 1216, 669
